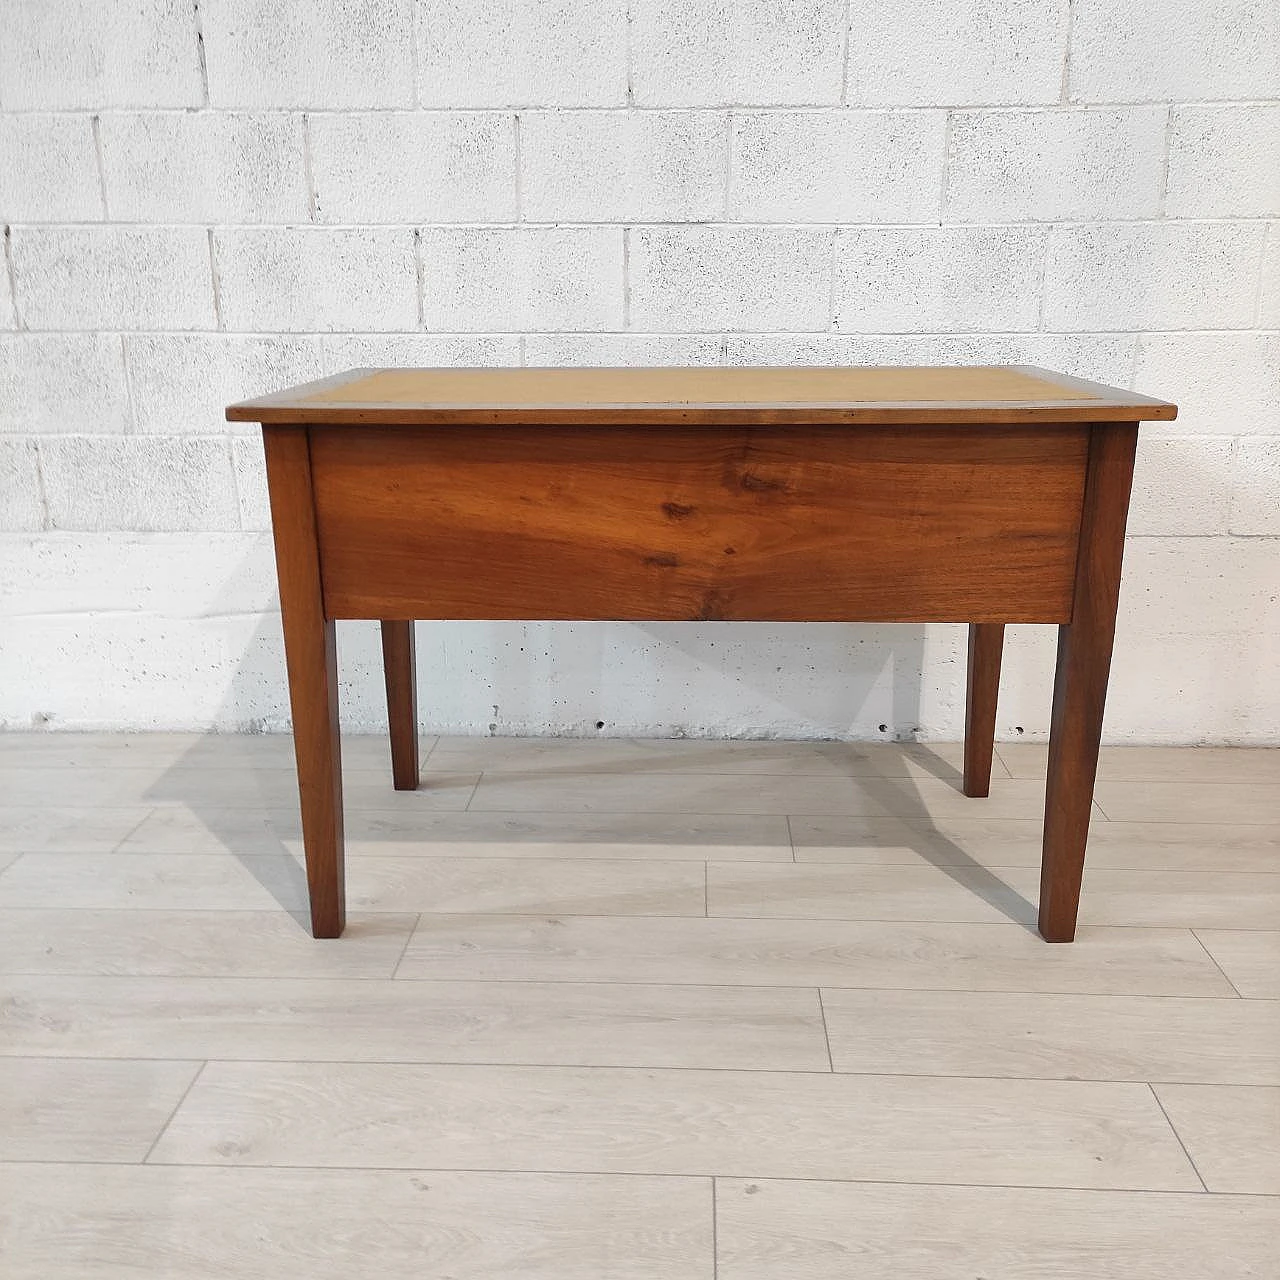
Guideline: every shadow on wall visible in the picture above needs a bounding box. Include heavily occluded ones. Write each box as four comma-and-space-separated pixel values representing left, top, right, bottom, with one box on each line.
138, 555, 1035, 932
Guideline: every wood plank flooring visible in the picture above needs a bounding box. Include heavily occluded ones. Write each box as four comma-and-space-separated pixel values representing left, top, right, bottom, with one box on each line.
1, 734, 1277, 1277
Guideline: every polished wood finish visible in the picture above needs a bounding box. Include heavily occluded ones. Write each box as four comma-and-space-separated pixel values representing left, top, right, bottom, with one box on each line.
963, 624, 1005, 799
1040, 424, 1140, 943
239, 368, 1174, 943
380, 621, 419, 791
229, 365, 1177, 427
261, 425, 345, 939
310, 424, 1088, 623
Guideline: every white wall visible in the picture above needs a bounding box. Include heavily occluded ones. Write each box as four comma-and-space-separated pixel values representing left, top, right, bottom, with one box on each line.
1, 0, 1277, 742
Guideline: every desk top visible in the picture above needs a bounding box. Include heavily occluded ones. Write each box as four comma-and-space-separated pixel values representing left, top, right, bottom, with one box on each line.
228, 365, 1177, 427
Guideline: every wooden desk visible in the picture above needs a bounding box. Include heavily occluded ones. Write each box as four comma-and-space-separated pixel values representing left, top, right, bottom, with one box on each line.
229, 366, 1176, 944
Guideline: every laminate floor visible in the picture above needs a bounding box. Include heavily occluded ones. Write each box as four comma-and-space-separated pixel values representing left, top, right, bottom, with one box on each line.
1, 734, 1277, 1278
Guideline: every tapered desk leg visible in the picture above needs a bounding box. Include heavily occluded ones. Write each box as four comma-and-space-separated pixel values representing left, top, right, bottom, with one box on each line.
262, 425, 345, 939
1040, 423, 1138, 943
381, 620, 420, 790
963, 623, 1004, 798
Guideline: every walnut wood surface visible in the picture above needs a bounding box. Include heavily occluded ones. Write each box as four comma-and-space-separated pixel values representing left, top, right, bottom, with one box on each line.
1040, 423, 1140, 943
380, 621, 419, 791
308, 424, 1089, 624
963, 624, 1005, 798
261, 426, 345, 939
228, 365, 1177, 427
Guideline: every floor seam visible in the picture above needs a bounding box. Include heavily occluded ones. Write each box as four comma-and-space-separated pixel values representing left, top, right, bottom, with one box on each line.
140, 1059, 206, 1165
389, 912, 422, 979
816, 988, 835, 1072
1189, 929, 1246, 998
1148, 1082, 1210, 1193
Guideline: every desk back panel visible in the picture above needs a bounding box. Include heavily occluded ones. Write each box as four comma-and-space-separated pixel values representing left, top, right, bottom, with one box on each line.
306, 423, 1089, 623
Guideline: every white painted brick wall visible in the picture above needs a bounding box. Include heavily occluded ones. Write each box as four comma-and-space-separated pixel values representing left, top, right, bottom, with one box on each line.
417, 0, 628, 107
1165, 106, 1280, 219
99, 113, 310, 223
0, 116, 102, 222
945, 108, 1164, 222
311, 113, 518, 223
1068, 0, 1280, 103
11, 227, 216, 330
201, 0, 416, 108
632, 0, 845, 107
524, 111, 724, 223
213, 227, 418, 331
1229, 439, 1280, 535
0, 0, 204, 109
420, 227, 624, 330
0, 0, 1277, 743
630, 227, 832, 331
834, 227, 1045, 332
731, 111, 945, 223
848, 0, 1069, 107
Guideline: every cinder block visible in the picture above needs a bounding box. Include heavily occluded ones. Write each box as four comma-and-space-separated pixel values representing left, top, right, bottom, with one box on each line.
39, 436, 239, 532
0, 115, 102, 222
419, 228, 624, 331
847, 0, 1067, 106
1230, 438, 1280, 535
522, 111, 725, 222
632, 0, 844, 106
0, 439, 44, 531
834, 227, 1045, 333
725, 333, 1136, 387
1166, 106, 1280, 218
630, 227, 833, 332
0, 0, 202, 109
10, 227, 216, 331
0, 531, 277, 618
1, 265, 17, 330
319, 333, 522, 367
213, 228, 418, 332
1258, 225, 1280, 327
1135, 334, 1280, 436
125, 335, 325, 435
417, 0, 627, 106
99, 112, 309, 223
732, 111, 945, 223
311, 113, 517, 223
524, 334, 722, 365
202, 0, 414, 107
0, 335, 131, 434
1070, 0, 1280, 102
1044, 223, 1265, 331
231, 436, 270, 531
1127, 437, 1232, 536
947, 108, 1164, 222
1121, 537, 1280, 637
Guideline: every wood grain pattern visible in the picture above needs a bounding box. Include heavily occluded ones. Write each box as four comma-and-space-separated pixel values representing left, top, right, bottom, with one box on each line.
397, 914, 1237, 996
963, 623, 1004, 797
0, 1165, 713, 1280
311, 423, 1089, 622
1152, 1085, 1280, 1193
262, 424, 345, 938
0, 909, 418, 978
379, 620, 419, 790
228, 364, 1177, 426
1194, 930, 1280, 998
149, 1060, 1201, 1188
0, 1057, 198, 1161
716, 1180, 1280, 1280
820, 988, 1280, 1084
1040, 423, 1139, 942
0, 975, 828, 1071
